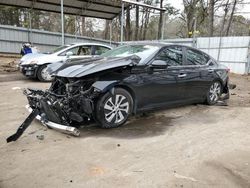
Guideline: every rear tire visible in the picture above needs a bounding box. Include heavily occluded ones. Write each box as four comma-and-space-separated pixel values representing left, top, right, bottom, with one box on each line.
95, 88, 133, 128
37, 64, 54, 82
206, 81, 222, 105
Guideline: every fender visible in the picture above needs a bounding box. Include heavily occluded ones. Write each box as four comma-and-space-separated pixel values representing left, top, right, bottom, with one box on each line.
92, 80, 119, 93
92, 81, 138, 114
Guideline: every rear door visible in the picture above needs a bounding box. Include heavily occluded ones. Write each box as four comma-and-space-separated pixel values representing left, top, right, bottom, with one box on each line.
182, 47, 212, 99
93, 45, 111, 55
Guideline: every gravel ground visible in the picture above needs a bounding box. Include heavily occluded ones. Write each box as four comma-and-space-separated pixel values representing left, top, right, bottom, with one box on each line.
0, 71, 250, 188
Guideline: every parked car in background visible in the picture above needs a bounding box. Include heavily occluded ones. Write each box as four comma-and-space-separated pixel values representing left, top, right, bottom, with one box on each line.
19, 43, 112, 81
7, 43, 230, 142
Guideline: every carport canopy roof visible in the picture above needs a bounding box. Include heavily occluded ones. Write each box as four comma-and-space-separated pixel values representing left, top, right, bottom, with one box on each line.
0, 0, 126, 20
0, 0, 165, 20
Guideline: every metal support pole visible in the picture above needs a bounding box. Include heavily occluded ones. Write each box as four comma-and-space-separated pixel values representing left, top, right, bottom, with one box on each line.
121, 2, 124, 44
217, 36, 222, 62
161, 11, 165, 41
28, 10, 32, 44
61, 0, 64, 45
192, 17, 197, 48
245, 39, 250, 74
110, 21, 112, 46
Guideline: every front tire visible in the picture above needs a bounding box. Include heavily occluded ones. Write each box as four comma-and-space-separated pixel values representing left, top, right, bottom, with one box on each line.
206, 81, 222, 105
95, 88, 133, 128
37, 64, 54, 82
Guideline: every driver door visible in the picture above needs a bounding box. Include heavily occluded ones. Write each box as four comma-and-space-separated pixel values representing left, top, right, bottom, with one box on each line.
135, 46, 185, 109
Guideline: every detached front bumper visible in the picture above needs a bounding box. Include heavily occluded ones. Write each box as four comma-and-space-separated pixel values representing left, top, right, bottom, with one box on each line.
7, 88, 81, 143
26, 105, 80, 136
19, 64, 39, 78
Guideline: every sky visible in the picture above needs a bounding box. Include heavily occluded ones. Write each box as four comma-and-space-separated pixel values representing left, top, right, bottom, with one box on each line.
168, 0, 183, 11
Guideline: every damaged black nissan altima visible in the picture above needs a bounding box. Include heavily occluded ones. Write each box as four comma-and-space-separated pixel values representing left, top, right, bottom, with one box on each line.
7, 43, 229, 142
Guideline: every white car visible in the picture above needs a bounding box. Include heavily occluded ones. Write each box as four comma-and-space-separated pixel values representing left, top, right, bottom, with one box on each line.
19, 43, 112, 81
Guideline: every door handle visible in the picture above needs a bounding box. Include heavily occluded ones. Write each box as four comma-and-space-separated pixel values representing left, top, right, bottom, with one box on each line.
178, 73, 187, 78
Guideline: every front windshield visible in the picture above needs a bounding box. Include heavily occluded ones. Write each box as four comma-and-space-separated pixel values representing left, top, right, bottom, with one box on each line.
51, 45, 72, 53
101, 44, 160, 63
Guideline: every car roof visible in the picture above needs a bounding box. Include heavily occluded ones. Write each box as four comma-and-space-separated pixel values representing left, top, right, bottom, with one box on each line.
122, 42, 208, 53
122, 42, 172, 47
70, 42, 112, 48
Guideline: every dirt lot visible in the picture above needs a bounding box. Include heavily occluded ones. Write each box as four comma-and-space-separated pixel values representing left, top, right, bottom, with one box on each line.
0, 56, 20, 73
0, 70, 250, 188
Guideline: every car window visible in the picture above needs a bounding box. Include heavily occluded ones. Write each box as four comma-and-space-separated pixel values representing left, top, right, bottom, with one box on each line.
59, 46, 80, 56
154, 46, 183, 66
186, 48, 209, 65
101, 45, 160, 64
59, 45, 92, 56
95, 46, 110, 55
51, 45, 72, 53
79, 46, 92, 55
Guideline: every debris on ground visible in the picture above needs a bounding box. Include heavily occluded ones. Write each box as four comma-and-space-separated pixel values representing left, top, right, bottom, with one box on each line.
173, 172, 198, 182
229, 84, 236, 90
215, 100, 228, 106
36, 135, 44, 140
12, 87, 21, 90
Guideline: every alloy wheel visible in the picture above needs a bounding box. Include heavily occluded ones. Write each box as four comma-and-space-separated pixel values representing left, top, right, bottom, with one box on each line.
104, 94, 129, 124
209, 82, 221, 103
40, 66, 53, 81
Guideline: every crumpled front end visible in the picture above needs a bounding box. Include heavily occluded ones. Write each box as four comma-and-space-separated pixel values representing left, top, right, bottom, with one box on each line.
7, 56, 137, 142
7, 77, 102, 142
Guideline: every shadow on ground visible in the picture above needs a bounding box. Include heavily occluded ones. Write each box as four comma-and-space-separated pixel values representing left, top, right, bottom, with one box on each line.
78, 113, 178, 139
0, 72, 30, 82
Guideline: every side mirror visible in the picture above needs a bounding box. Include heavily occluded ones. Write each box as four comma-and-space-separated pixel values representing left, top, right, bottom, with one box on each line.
66, 51, 73, 58
151, 60, 168, 69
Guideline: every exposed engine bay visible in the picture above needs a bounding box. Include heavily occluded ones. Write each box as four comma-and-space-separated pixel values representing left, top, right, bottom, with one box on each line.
28, 77, 98, 125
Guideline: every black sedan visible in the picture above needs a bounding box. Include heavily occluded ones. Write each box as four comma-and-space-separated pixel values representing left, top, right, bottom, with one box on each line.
7, 43, 229, 141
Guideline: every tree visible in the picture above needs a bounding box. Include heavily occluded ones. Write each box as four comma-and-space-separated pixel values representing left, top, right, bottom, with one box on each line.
219, 0, 230, 36
103, 20, 110, 39
81, 17, 86, 36
126, 5, 131, 41
157, 0, 164, 39
182, 0, 200, 37
208, 0, 215, 36
134, 0, 140, 40
225, 0, 237, 36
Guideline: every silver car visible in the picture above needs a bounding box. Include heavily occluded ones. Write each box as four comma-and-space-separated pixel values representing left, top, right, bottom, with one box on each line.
19, 43, 112, 81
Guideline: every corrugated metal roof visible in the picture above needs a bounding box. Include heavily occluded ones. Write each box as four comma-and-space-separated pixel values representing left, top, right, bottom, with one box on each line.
0, 0, 130, 20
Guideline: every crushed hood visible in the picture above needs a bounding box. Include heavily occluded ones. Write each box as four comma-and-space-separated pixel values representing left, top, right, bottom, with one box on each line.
49, 55, 140, 78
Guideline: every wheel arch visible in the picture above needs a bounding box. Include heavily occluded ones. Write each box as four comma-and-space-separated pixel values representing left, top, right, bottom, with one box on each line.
36, 63, 54, 82
114, 84, 137, 114
212, 78, 224, 90
35, 63, 51, 77
92, 81, 137, 114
